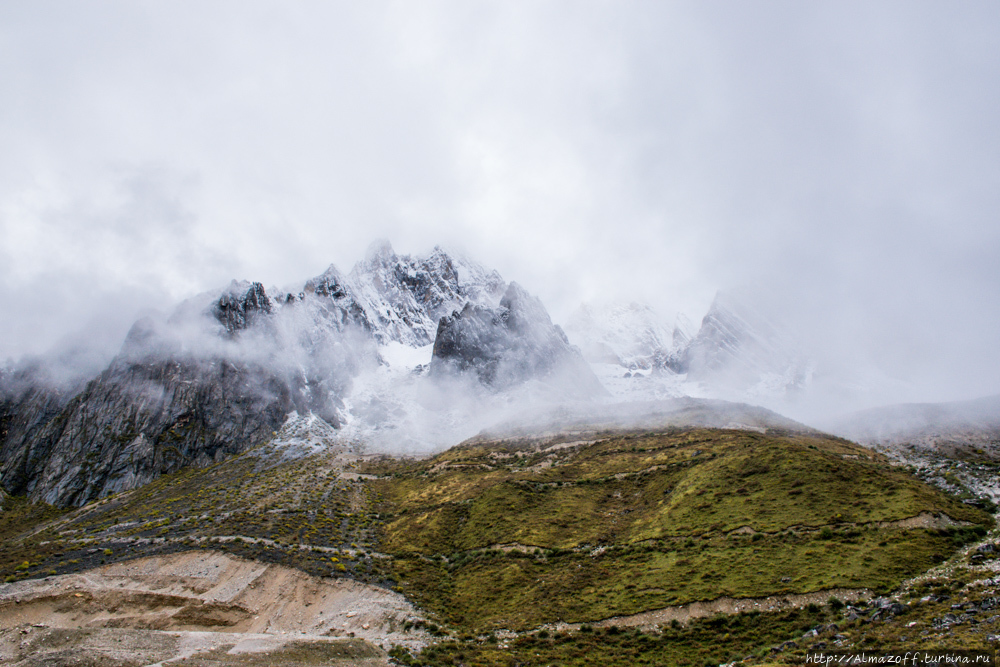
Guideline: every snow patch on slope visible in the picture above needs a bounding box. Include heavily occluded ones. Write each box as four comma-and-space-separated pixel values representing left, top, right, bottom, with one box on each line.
251, 410, 348, 468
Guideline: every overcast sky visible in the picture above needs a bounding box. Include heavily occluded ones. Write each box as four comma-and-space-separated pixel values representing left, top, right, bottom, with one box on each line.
1, 1, 998, 404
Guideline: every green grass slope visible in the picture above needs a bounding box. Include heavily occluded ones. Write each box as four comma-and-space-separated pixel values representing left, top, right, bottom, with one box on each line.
365, 428, 992, 631
0, 426, 992, 645
0, 448, 392, 586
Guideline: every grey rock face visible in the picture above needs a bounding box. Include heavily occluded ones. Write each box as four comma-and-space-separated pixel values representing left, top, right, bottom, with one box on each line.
0, 365, 82, 502
1, 347, 299, 506
430, 301, 510, 384
214, 281, 273, 334
301, 243, 505, 348
349, 242, 506, 346
7, 283, 364, 507
431, 282, 605, 397
0, 278, 350, 507
303, 265, 372, 335
0, 243, 517, 506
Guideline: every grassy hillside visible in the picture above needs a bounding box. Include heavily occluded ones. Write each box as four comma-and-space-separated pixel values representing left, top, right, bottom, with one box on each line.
0, 425, 993, 656
0, 447, 392, 586
365, 428, 992, 631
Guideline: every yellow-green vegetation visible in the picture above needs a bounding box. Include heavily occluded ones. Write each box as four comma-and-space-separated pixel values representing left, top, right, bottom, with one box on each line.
0, 425, 994, 661
0, 449, 390, 585
398, 519, 1000, 665
773, 533, 1000, 659
0, 494, 69, 581
365, 428, 993, 631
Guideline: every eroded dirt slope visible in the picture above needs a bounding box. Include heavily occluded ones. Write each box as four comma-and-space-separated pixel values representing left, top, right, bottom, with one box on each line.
0, 549, 428, 666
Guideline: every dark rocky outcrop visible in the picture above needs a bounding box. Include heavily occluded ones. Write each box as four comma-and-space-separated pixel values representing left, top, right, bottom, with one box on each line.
0, 244, 589, 507
0, 365, 82, 502
430, 282, 604, 397
0, 347, 300, 506
0, 285, 355, 507
214, 281, 273, 334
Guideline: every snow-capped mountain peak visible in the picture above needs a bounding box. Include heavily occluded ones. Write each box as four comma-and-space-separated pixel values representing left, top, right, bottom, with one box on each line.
1, 241, 826, 508
565, 301, 678, 369
679, 291, 813, 403
671, 312, 697, 350
339, 241, 506, 347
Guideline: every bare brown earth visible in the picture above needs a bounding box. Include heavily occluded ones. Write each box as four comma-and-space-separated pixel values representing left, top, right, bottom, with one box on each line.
0, 550, 428, 666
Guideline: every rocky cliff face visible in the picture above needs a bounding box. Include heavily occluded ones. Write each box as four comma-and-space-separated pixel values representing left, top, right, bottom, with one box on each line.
345, 241, 506, 346
0, 242, 578, 506
0, 312, 313, 506
431, 283, 604, 397
0, 365, 81, 503
4, 243, 819, 508
214, 281, 273, 335
30, 358, 294, 506
296, 243, 505, 348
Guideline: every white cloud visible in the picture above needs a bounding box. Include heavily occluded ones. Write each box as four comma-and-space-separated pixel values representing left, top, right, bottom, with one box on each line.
0, 1, 998, 403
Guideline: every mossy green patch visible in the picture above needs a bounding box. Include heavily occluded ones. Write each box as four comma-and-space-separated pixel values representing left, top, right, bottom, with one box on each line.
390, 526, 959, 630
373, 428, 992, 631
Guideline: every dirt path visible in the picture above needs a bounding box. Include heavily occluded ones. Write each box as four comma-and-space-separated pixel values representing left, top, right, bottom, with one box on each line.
588, 587, 871, 629
531, 587, 872, 633
724, 511, 972, 537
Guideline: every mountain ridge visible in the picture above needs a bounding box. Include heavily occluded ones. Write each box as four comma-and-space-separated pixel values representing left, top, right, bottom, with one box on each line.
0, 242, 598, 506
1, 241, 879, 508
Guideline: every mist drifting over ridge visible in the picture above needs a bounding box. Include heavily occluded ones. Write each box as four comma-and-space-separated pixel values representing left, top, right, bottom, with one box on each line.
1, 2, 998, 417
0, 240, 970, 440
2, 235, 1000, 514
2, 241, 615, 505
